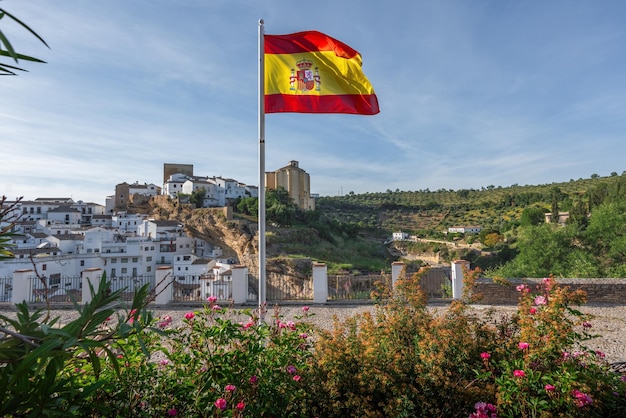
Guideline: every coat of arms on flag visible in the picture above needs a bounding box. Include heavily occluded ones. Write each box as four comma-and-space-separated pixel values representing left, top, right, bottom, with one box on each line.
290, 59, 321, 92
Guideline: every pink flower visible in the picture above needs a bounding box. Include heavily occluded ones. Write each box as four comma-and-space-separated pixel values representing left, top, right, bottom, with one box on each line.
214, 398, 227, 410
529, 307, 537, 314
158, 315, 173, 328
212, 304, 221, 311
225, 384, 236, 392
542, 277, 554, 290
159, 359, 169, 366
582, 321, 592, 328
534, 296, 547, 306
236, 401, 245, 411
293, 375, 301, 382
167, 408, 177, 416
127, 309, 139, 324
302, 305, 310, 312
299, 333, 308, 339
480, 352, 491, 360
516, 284, 526, 292
471, 402, 497, 418
513, 369, 525, 378
545, 384, 555, 392
595, 350, 605, 358
184, 312, 195, 320
207, 295, 218, 304
572, 389, 593, 407
518, 342, 530, 350
286, 320, 296, 330
249, 375, 258, 384
286, 365, 297, 374
243, 320, 254, 329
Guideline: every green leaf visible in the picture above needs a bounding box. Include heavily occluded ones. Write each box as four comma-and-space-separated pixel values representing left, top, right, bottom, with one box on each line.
0, 8, 49, 48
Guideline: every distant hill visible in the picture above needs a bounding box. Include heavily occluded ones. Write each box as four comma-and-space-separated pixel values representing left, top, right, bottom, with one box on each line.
147, 172, 626, 276
316, 172, 626, 235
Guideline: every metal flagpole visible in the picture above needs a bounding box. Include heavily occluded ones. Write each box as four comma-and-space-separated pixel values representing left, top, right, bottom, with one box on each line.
258, 19, 266, 317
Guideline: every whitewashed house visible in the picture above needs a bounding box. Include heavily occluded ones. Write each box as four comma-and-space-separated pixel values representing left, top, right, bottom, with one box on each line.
392, 231, 409, 241
163, 173, 190, 198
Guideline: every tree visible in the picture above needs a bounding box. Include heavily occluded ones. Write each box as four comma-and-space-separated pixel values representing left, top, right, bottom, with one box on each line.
550, 194, 559, 223
0, 6, 48, 75
493, 224, 574, 278
189, 188, 206, 208
583, 200, 626, 272
520, 207, 545, 226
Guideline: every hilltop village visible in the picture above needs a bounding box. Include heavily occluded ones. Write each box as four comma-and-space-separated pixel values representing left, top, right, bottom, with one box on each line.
0, 161, 315, 295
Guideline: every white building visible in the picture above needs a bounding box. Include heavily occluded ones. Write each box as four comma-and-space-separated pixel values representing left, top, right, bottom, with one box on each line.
164, 173, 257, 207
392, 231, 409, 241
163, 173, 190, 198
447, 226, 482, 234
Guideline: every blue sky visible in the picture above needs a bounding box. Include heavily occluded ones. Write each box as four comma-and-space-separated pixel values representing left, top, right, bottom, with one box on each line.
2, 0, 626, 205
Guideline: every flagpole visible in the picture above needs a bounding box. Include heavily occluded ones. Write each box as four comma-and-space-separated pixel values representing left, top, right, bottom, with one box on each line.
258, 19, 266, 317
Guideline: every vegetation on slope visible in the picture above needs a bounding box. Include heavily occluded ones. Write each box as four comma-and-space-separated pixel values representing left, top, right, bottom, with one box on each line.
231, 173, 626, 277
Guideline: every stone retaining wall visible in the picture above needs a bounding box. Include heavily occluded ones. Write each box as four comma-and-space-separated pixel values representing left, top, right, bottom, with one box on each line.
474, 278, 626, 305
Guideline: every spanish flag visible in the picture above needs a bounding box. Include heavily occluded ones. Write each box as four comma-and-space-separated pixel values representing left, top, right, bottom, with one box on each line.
264, 31, 379, 115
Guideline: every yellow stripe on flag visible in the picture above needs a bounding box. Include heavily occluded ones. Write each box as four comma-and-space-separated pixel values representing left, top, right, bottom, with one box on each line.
265, 51, 375, 96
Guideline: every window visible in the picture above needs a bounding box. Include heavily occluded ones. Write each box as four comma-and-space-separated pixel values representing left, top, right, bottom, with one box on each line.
132, 268, 137, 277
80, 260, 85, 266
49, 273, 61, 286
146, 256, 152, 262
146, 266, 151, 272
132, 257, 138, 263
111, 268, 116, 277
111, 258, 117, 263
121, 268, 127, 274
121, 258, 128, 263
42, 264, 47, 271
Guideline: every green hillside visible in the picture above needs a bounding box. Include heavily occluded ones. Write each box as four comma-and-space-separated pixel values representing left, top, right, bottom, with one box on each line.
233, 173, 626, 277
316, 173, 626, 235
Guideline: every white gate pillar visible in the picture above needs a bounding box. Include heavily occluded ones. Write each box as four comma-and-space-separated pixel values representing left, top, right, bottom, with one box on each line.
451, 260, 470, 299
231, 265, 248, 304
154, 266, 174, 305
391, 261, 405, 288
312, 262, 328, 304
12, 269, 34, 304
82, 268, 103, 304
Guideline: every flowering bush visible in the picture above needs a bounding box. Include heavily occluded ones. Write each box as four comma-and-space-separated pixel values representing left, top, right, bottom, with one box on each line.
476, 277, 626, 417
3, 268, 625, 417
304, 268, 498, 417
77, 302, 315, 416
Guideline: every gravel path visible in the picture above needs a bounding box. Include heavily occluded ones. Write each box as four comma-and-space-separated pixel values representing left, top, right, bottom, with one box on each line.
2, 302, 625, 364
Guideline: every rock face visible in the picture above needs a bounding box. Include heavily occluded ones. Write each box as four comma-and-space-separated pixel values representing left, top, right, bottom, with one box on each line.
150, 198, 257, 267
147, 198, 312, 279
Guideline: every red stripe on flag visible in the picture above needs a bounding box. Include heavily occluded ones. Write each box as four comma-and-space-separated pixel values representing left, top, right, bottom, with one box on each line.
265, 93, 379, 115
265, 31, 359, 59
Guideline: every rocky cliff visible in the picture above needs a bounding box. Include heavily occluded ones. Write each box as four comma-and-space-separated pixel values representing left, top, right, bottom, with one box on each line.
147, 197, 312, 278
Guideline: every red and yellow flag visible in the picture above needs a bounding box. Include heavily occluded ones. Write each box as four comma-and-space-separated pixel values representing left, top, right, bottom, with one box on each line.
264, 31, 379, 115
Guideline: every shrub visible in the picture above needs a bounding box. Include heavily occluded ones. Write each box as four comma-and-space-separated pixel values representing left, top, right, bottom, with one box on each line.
476, 277, 626, 417
80, 302, 315, 417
